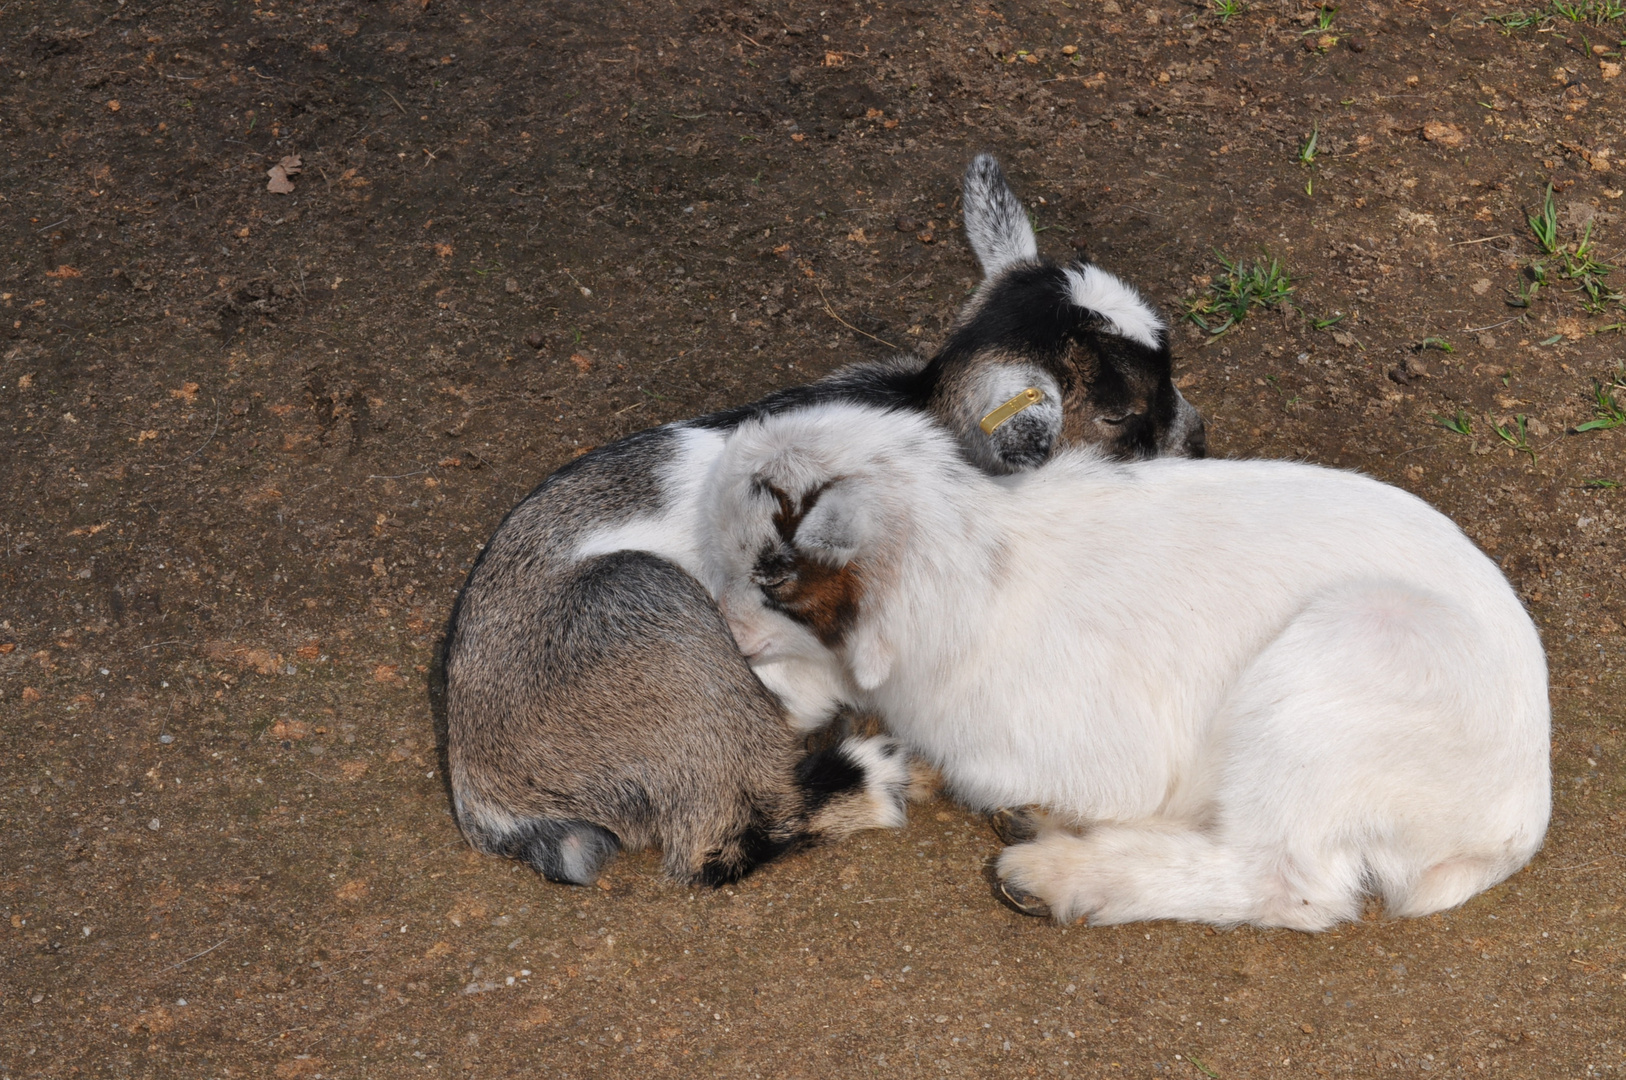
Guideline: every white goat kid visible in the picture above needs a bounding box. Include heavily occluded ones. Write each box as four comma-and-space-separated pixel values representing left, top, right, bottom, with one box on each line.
702, 403, 1551, 930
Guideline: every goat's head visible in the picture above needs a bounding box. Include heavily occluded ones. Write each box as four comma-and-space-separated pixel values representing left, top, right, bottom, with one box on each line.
936, 154, 1206, 472
703, 405, 965, 692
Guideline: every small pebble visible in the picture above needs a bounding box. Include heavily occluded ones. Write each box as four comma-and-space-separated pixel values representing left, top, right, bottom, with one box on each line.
895, 215, 918, 232
148, 818, 161, 831
523, 333, 545, 350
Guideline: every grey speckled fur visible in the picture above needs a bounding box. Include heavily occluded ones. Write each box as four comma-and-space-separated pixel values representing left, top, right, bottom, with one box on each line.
443, 156, 1207, 888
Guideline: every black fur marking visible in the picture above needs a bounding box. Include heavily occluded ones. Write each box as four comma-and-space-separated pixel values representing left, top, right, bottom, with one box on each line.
690, 364, 933, 430
794, 745, 868, 815
930, 261, 1176, 461
696, 814, 799, 887
494, 818, 621, 885
935, 263, 1095, 377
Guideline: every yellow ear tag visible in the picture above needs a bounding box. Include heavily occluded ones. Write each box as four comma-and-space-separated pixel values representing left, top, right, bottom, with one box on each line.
979, 387, 1046, 435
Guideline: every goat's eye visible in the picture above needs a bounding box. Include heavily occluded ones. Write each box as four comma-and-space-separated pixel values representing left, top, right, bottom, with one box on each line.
752, 548, 796, 592
1095, 413, 1132, 426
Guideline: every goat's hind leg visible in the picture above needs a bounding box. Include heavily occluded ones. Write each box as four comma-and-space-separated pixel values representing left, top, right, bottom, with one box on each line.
996, 821, 1364, 930
1000, 582, 1523, 929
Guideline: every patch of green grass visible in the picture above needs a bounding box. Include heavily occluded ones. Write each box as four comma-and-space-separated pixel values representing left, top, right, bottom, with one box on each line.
1487, 9, 1546, 28
1210, 0, 1246, 22
1584, 478, 1620, 488
1183, 253, 1295, 336
1528, 185, 1561, 256
1564, 224, 1623, 312
1311, 312, 1346, 330
1487, 0, 1625, 29
1433, 408, 1474, 436
1297, 125, 1320, 167
1514, 185, 1625, 315
1506, 260, 1547, 308
1491, 413, 1538, 464
1575, 368, 1626, 432
1302, 4, 1339, 33
1552, 0, 1626, 21
1298, 125, 1320, 194
1418, 336, 1455, 353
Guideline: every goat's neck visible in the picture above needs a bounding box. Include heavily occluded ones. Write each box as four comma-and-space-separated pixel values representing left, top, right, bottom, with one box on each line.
869, 482, 1008, 675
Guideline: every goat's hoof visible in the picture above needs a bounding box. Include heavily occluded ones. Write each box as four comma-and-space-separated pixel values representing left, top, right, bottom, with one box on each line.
989, 806, 1041, 846
994, 879, 1052, 919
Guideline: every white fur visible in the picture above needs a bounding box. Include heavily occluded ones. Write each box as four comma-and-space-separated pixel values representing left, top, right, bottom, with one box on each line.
572, 424, 726, 578
750, 655, 859, 731
703, 403, 1551, 929
1062, 264, 1164, 350
962, 154, 1039, 277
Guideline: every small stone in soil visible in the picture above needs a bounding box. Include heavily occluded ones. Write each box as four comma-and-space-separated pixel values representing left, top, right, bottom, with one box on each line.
523, 333, 545, 350
896, 216, 918, 232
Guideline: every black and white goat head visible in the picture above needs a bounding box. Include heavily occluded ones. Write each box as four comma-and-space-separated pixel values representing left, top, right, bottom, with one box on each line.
930, 154, 1207, 471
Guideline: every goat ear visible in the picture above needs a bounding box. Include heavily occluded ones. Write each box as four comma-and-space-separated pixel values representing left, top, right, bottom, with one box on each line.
958, 367, 1064, 475
791, 483, 868, 565
962, 154, 1038, 278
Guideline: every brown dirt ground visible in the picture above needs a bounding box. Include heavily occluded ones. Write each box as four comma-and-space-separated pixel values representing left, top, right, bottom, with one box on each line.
3, 0, 1624, 1077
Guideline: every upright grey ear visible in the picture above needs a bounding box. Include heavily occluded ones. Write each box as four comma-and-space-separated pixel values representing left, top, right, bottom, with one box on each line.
962, 154, 1039, 279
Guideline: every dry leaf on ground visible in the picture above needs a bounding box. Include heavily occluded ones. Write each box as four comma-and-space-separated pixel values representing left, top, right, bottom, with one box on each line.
266, 154, 303, 194
1422, 121, 1466, 148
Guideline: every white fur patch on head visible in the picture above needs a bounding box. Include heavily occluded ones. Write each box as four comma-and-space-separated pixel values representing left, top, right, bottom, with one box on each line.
962, 154, 1039, 278
1062, 264, 1165, 350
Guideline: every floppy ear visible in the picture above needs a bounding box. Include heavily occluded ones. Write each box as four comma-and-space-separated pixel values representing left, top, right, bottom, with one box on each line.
962, 154, 1039, 279
961, 366, 1064, 475
790, 482, 870, 566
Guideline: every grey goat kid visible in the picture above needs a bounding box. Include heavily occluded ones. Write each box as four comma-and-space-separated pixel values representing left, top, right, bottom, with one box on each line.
442, 154, 1206, 889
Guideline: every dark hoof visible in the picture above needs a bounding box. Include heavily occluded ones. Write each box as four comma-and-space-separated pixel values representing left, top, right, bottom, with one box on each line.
994, 880, 1052, 919
989, 806, 1041, 846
